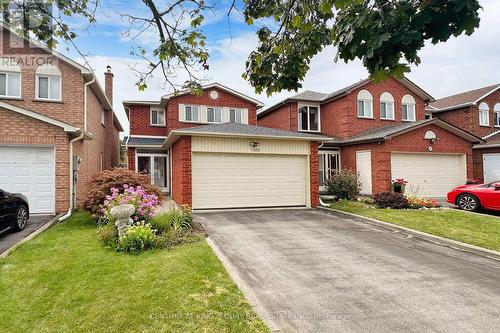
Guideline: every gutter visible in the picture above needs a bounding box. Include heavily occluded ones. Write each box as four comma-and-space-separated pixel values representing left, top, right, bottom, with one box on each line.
58, 131, 85, 222
83, 75, 96, 131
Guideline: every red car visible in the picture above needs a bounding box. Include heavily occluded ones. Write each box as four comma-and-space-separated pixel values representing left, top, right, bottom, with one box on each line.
447, 181, 500, 211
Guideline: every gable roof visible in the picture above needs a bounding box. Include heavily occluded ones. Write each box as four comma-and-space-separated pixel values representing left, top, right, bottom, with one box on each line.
161, 83, 264, 107
164, 122, 331, 147
474, 130, 500, 149
0, 101, 93, 138
258, 77, 434, 118
427, 84, 500, 112
322, 119, 483, 147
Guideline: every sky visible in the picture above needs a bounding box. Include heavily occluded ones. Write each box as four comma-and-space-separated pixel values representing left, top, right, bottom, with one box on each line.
56, 0, 500, 136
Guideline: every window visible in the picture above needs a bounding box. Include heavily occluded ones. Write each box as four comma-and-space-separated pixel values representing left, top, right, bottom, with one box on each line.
229, 108, 242, 123
402, 94, 416, 121
380, 92, 395, 120
319, 151, 340, 187
0, 72, 21, 98
357, 89, 373, 118
298, 105, 320, 131
184, 105, 199, 122
150, 108, 165, 126
494, 103, 500, 127
101, 109, 105, 125
35, 64, 61, 101
479, 102, 489, 126
207, 107, 222, 123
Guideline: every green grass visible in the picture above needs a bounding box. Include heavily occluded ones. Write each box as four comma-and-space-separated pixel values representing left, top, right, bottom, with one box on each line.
0, 211, 269, 333
331, 200, 500, 252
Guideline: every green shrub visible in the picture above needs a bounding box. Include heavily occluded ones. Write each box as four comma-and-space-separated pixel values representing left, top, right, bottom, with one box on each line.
325, 170, 361, 200
150, 206, 193, 232
116, 223, 156, 253
97, 223, 118, 249
372, 192, 408, 209
154, 229, 205, 249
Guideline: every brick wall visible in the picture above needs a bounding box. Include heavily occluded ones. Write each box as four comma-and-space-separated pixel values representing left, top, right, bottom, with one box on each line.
171, 136, 192, 206
127, 147, 136, 171
340, 124, 474, 194
129, 105, 168, 136
0, 108, 70, 212
258, 102, 297, 131
472, 147, 500, 181
310, 142, 319, 207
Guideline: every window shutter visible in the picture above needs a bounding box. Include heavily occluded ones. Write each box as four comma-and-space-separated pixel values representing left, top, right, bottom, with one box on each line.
178, 104, 185, 121
222, 107, 229, 123
200, 105, 208, 123
242, 108, 249, 124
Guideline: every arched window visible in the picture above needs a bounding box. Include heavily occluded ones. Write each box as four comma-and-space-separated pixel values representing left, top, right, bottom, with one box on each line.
479, 102, 489, 126
357, 89, 373, 118
0, 57, 21, 98
380, 92, 395, 120
35, 64, 61, 101
401, 94, 416, 121
494, 103, 500, 127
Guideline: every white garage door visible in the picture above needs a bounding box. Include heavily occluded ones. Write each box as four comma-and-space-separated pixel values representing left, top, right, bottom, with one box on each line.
0, 146, 55, 213
391, 153, 466, 197
484, 153, 500, 182
192, 153, 307, 209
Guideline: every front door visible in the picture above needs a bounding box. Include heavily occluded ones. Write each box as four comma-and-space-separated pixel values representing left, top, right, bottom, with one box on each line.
137, 153, 169, 191
356, 150, 372, 195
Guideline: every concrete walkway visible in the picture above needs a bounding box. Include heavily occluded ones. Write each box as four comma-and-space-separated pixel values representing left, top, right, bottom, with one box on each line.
0, 215, 53, 255
197, 209, 500, 333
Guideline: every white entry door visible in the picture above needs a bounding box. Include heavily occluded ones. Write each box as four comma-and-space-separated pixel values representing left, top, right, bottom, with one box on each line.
192, 153, 308, 209
136, 153, 169, 191
356, 150, 372, 195
0, 145, 55, 213
484, 153, 500, 182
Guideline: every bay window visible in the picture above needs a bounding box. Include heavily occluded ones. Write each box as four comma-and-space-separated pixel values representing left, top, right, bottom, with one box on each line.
298, 105, 320, 132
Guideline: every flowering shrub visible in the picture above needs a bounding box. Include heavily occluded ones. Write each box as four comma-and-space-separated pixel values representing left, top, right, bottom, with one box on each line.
392, 178, 408, 186
373, 192, 408, 209
406, 195, 440, 209
116, 223, 156, 253
99, 184, 161, 223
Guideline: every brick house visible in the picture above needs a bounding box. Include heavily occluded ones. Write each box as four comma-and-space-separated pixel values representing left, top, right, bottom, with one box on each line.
0, 25, 122, 214
258, 77, 484, 197
124, 83, 327, 209
426, 84, 500, 182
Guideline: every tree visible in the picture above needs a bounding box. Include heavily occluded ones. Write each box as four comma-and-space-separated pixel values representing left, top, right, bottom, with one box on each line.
0, 0, 482, 95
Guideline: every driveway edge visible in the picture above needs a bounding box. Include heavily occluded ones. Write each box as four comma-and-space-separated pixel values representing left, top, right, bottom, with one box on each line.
317, 207, 500, 262
205, 237, 281, 332
0, 213, 62, 259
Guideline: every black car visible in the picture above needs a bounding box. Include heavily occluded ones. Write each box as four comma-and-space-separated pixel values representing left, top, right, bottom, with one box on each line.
0, 189, 29, 234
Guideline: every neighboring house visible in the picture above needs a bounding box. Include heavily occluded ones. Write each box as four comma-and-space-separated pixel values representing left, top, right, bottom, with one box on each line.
258, 77, 484, 197
426, 84, 500, 182
0, 24, 123, 214
123, 83, 328, 209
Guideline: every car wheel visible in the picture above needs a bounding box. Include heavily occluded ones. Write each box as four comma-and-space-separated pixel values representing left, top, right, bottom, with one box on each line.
457, 194, 480, 212
13, 205, 28, 231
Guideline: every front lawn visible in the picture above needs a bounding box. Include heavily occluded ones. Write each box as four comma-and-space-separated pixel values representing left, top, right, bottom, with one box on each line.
0, 211, 269, 333
331, 200, 500, 252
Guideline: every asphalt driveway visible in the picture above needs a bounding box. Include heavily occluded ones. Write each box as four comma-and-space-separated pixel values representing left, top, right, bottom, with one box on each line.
0, 215, 54, 255
196, 209, 500, 333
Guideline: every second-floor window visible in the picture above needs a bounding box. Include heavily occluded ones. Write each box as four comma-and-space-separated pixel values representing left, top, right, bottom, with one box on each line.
35, 64, 62, 101
357, 89, 373, 118
150, 108, 165, 126
229, 108, 242, 123
184, 105, 200, 122
479, 102, 489, 126
298, 105, 320, 132
380, 92, 395, 120
207, 107, 222, 123
0, 72, 21, 98
402, 94, 416, 121
494, 103, 500, 127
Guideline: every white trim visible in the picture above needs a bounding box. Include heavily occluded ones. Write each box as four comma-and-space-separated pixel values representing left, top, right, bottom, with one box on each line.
135, 152, 170, 192
149, 107, 166, 126
479, 102, 490, 127
427, 102, 474, 113
473, 85, 500, 104
297, 102, 321, 132
482, 130, 500, 140
0, 71, 21, 98
0, 100, 79, 132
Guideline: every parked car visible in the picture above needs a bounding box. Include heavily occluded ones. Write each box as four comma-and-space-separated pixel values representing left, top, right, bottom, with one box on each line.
447, 181, 500, 212
0, 189, 29, 234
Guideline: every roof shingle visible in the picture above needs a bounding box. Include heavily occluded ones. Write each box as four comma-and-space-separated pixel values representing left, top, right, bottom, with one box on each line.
429, 84, 500, 111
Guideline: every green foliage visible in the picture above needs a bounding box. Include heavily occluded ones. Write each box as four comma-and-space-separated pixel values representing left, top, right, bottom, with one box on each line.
96, 223, 118, 249
150, 206, 194, 232
325, 170, 361, 200
116, 223, 156, 253
372, 192, 409, 209
154, 228, 205, 249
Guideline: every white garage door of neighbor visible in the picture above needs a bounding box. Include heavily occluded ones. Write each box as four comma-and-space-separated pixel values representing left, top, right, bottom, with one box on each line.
192, 153, 307, 209
484, 153, 500, 182
391, 153, 465, 197
0, 146, 55, 214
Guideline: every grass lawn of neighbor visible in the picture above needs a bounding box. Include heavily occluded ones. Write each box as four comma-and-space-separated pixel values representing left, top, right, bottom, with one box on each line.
0, 211, 269, 333
331, 200, 500, 252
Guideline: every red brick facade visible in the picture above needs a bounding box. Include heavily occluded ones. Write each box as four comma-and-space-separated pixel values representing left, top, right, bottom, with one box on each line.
171, 137, 192, 206
340, 124, 474, 194
255, 103, 297, 131
310, 142, 319, 207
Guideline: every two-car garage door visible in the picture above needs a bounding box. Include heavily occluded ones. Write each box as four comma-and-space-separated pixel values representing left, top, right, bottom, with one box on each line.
0, 146, 55, 213
391, 153, 466, 197
192, 153, 307, 209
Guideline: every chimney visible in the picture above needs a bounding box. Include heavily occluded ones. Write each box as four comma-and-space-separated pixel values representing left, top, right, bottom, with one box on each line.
104, 65, 113, 105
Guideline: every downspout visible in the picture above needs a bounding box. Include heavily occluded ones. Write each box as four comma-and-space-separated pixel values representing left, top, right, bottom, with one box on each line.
83, 75, 96, 131
59, 131, 85, 221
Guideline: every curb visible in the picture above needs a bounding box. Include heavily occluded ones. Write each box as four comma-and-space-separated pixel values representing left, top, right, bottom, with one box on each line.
316, 206, 500, 262
205, 237, 281, 332
0, 213, 63, 259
